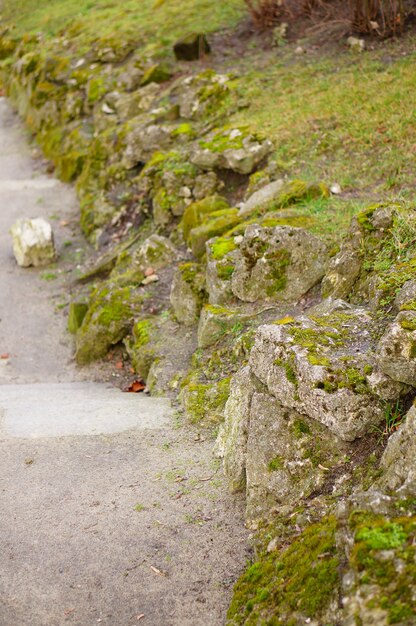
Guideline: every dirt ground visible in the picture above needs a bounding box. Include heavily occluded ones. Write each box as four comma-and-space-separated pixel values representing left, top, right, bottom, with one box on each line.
0, 98, 250, 626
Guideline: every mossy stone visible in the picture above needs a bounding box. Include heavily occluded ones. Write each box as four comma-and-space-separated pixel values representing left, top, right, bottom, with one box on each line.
140, 63, 171, 86
181, 194, 230, 242
67, 302, 88, 334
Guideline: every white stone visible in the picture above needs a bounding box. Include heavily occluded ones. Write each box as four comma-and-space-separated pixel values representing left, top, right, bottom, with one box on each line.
347, 37, 365, 52
10, 217, 56, 267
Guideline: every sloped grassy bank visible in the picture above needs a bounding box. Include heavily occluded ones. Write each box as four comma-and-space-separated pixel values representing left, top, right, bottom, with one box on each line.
1, 8, 415, 624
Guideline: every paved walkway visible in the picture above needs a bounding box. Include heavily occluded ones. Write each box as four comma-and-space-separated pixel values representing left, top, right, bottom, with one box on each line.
0, 98, 248, 626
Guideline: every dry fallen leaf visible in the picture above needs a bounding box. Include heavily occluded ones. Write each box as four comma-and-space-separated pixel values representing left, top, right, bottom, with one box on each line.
63, 608, 75, 616
0, 353, 10, 360
115, 360, 123, 370
125, 379, 146, 393
137, 615, 145, 621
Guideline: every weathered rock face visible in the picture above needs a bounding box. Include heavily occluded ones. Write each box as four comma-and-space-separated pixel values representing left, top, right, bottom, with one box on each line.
321, 205, 394, 300
216, 297, 414, 525
378, 402, 416, 496
175, 71, 230, 120
249, 306, 405, 441
10, 217, 56, 267
190, 127, 273, 175
214, 366, 260, 493
197, 304, 251, 349
338, 491, 416, 626
238, 179, 329, 217
205, 235, 239, 304
170, 262, 206, 325
75, 285, 143, 364
394, 279, 416, 311
231, 224, 328, 304
123, 123, 174, 168
134, 234, 177, 271
377, 311, 416, 386
109, 234, 177, 287
245, 392, 344, 527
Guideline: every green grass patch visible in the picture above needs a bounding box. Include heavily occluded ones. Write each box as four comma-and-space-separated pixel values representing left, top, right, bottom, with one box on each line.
1, 0, 245, 56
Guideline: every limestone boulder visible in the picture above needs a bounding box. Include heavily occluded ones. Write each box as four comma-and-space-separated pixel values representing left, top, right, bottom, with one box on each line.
123, 123, 173, 168
175, 71, 230, 120
394, 279, 416, 312
238, 179, 284, 217
170, 262, 206, 325
135, 234, 177, 271
238, 179, 329, 218
205, 235, 239, 304
337, 491, 415, 626
249, 305, 407, 441
231, 224, 328, 304
321, 205, 394, 300
245, 392, 344, 527
197, 304, 251, 349
378, 402, 416, 496
377, 311, 416, 387
75, 285, 143, 364
10, 217, 56, 267
214, 367, 259, 493
191, 127, 273, 175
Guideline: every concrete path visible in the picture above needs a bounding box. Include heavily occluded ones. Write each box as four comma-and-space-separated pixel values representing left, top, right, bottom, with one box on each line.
0, 98, 248, 626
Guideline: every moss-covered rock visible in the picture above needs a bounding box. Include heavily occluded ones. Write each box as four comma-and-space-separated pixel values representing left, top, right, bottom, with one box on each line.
188, 208, 241, 258
175, 69, 231, 120
322, 204, 416, 310
75, 285, 143, 364
127, 317, 159, 379
140, 63, 172, 86
238, 179, 329, 218
180, 375, 231, 424
181, 194, 230, 241
378, 401, 416, 496
67, 302, 88, 334
231, 224, 328, 304
227, 516, 341, 625
170, 261, 207, 324
377, 311, 416, 386
248, 301, 408, 441
339, 492, 416, 626
206, 235, 239, 304
191, 126, 273, 175
197, 304, 251, 349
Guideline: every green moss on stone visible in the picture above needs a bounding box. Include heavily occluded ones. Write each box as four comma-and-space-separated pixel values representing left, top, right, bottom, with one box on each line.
181, 194, 230, 241
227, 516, 339, 625
268, 455, 284, 472
209, 236, 237, 260
400, 299, 416, 311
349, 512, 416, 625
400, 317, 416, 331
182, 376, 231, 424
67, 301, 88, 334
293, 419, 311, 439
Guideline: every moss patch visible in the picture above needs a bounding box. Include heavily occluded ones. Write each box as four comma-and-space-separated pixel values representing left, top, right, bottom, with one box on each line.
227, 516, 339, 625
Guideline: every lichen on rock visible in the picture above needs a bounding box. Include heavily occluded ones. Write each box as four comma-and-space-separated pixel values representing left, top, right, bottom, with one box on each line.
231, 224, 328, 304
